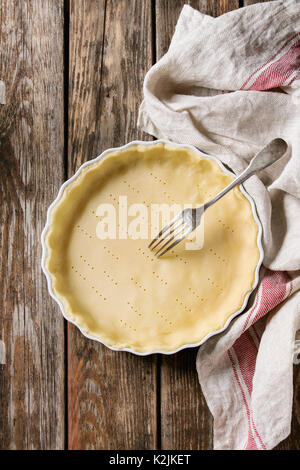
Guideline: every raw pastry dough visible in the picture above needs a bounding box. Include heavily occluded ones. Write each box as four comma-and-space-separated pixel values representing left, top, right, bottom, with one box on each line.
44, 143, 261, 353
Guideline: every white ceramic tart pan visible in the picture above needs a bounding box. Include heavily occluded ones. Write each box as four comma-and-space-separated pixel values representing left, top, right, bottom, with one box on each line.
41, 140, 263, 355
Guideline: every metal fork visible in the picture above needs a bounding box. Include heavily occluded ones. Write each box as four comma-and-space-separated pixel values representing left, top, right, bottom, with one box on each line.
149, 138, 288, 257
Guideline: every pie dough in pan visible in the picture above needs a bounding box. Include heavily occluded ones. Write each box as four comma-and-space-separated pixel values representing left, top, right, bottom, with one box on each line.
42, 141, 263, 354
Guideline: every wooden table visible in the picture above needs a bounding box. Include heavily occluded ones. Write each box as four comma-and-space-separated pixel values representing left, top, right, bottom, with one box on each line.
0, 0, 299, 450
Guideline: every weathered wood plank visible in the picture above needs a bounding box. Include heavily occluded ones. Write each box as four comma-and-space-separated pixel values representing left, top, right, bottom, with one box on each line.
155, 0, 238, 450
244, 0, 270, 5
67, 0, 157, 450
160, 348, 213, 450
0, 0, 65, 449
156, 0, 241, 59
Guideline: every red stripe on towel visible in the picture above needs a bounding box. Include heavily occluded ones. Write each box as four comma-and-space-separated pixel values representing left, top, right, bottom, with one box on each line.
251, 270, 287, 324
228, 349, 260, 450
227, 270, 292, 450
241, 32, 300, 90
235, 271, 288, 399
249, 41, 300, 90
233, 331, 258, 396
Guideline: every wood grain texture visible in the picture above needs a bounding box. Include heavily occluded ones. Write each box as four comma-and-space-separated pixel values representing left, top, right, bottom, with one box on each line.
67, 0, 157, 450
156, 0, 240, 59
0, 0, 65, 449
159, 349, 213, 450
244, 0, 270, 5
155, 0, 238, 451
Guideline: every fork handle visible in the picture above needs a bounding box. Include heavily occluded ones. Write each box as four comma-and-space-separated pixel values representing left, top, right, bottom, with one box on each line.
204, 138, 288, 209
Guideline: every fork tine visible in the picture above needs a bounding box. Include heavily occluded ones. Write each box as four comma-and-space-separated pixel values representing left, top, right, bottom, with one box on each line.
157, 225, 194, 258
148, 213, 181, 248
154, 223, 187, 257
150, 218, 185, 252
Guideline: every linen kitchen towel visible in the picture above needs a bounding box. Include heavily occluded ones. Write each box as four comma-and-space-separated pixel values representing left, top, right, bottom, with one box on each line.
138, 0, 300, 449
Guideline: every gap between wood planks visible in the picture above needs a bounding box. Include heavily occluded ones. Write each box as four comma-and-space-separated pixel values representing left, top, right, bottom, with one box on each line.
63, 0, 70, 451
